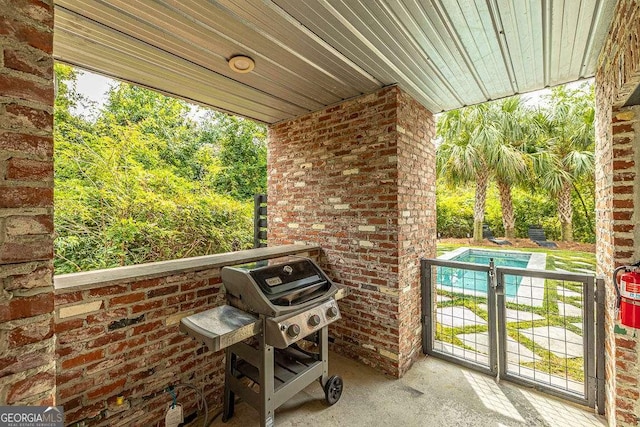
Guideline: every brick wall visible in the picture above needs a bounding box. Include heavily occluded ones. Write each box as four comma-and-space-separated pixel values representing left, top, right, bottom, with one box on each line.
0, 0, 55, 406
267, 86, 436, 377
55, 270, 225, 426
396, 90, 436, 372
595, 0, 640, 425
54, 246, 319, 426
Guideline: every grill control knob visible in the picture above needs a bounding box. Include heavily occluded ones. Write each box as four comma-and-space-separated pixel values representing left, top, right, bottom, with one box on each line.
308, 314, 321, 327
286, 324, 300, 338
327, 306, 339, 318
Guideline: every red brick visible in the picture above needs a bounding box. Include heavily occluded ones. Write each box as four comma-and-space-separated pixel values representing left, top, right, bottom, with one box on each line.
57, 378, 95, 400
613, 224, 634, 233
108, 336, 146, 355
6, 264, 52, 290
85, 307, 128, 324
61, 349, 104, 370
6, 157, 53, 181
0, 350, 50, 378
86, 330, 127, 349
614, 237, 635, 247
55, 291, 83, 306
8, 316, 53, 347
0, 132, 52, 157
57, 325, 104, 345
131, 299, 163, 314
7, 371, 54, 404
166, 292, 190, 305
6, 0, 53, 25
613, 199, 634, 209
109, 292, 145, 306
613, 123, 634, 134
0, 292, 53, 322
613, 185, 634, 194
0, 186, 52, 208
616, 336, 638, 350
613, 211, 633, 221
196, 287, 216, 297
0, 15, 52, 54
0, 239, 53, 262
147, 285, 179, 298
55, 318, 85, 333
181, 280, 207, 291
0, 73, 52, 105
131, 320, 163, 336
3, 48, 52, 79
130, 277, 162, 290
5, 215, 53, 235
88, 285, 128, 298
613, 160, 635, 170
5, 104, 53, 131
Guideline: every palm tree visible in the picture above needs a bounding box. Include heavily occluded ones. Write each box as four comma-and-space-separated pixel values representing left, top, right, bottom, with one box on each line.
437, 98, 531, 242
486, 97, 530, 239
532, 84, 595, 242
437, 104, 499, 242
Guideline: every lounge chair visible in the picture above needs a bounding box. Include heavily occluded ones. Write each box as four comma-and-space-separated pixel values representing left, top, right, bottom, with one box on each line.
482, 225, 511, 246
528, 225, 558, 248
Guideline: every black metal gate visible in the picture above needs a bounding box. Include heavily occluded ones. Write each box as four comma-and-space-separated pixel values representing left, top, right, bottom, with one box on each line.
421, 257, 605, 412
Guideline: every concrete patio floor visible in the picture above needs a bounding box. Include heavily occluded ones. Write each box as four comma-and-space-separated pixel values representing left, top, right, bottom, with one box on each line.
210, 352, 605, 427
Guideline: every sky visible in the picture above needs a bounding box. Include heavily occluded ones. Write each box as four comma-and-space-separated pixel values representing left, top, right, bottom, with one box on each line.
74, 71, 112, 109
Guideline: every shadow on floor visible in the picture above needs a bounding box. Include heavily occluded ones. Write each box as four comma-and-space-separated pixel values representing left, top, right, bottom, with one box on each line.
210, 352, 605, 427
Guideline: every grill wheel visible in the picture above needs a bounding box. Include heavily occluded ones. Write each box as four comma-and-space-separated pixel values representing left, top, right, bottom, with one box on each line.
324, 375, 343, 405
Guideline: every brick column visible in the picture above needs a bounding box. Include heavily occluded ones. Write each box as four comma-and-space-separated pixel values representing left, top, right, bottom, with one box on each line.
595, 0, 640, 424
268, 86, 436, 377
0, 0, 55, 405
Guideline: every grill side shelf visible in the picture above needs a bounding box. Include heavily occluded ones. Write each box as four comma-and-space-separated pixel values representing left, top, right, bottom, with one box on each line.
180, 305, 261, 352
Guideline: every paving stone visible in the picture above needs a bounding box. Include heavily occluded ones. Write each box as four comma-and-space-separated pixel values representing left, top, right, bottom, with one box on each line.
478, 304, 544, 322
436, 295, 451, 303
435, 306, 486, 328
457, 332, 541, 363
572, 322, 583, 330
519, 326, 583, 358
557, 286, 582, 298
557, 302, 582, 317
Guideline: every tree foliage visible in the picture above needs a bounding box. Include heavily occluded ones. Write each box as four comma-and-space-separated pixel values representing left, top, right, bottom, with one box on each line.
436, 82, 595, 243
54, 64, 265, 273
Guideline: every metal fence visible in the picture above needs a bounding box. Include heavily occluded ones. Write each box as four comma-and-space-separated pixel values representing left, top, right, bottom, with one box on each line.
421, 258, 605, 412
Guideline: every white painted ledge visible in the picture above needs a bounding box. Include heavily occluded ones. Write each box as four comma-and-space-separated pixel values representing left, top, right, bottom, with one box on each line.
54, 245, 320, 291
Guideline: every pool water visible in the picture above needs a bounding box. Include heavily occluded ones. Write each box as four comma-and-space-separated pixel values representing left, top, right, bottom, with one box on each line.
438, 249, 531, 298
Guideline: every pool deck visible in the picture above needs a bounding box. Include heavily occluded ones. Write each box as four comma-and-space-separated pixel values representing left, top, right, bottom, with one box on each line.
438, 246, 546, 269
437, 247, 547, 306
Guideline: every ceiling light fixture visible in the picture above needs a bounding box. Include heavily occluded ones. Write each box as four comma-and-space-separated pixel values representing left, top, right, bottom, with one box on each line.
228, 55, 255, 73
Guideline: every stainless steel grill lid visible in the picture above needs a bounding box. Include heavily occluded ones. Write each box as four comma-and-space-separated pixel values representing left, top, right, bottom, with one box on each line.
221, 256, 337, 317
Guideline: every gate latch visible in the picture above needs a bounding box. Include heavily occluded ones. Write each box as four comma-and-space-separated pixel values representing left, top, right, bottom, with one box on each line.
489, 259, 504, 295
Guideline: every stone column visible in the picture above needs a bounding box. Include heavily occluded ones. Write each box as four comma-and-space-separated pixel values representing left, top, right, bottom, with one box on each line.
267, 86, 436, 377
0, 0, 55, 405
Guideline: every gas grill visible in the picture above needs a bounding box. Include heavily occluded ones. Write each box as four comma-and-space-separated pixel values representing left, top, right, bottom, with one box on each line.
180, 255, 344, 426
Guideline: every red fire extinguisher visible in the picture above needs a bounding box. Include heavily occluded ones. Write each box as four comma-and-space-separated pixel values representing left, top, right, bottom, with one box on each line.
613, 261, 640, 329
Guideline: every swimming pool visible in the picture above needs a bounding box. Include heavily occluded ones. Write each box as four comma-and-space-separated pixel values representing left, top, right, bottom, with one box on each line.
437, 248, 533, 298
